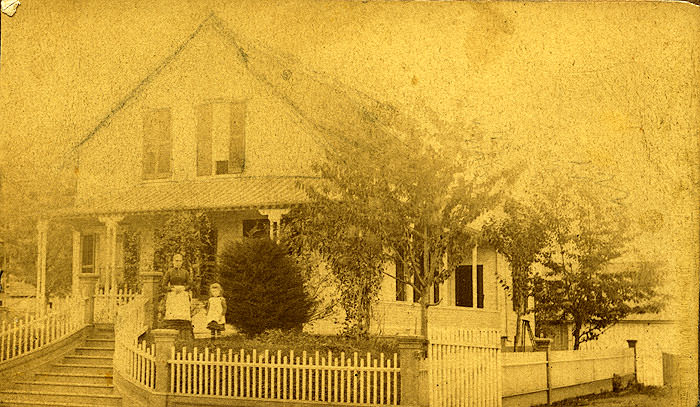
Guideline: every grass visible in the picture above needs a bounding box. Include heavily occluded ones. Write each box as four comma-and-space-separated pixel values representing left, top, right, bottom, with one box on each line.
537, 384, 672, 407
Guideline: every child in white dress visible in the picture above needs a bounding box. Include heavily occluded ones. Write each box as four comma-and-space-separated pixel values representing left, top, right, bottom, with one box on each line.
206, 283, 226, 339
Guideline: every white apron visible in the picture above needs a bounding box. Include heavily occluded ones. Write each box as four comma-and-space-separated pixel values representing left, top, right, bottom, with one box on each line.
165, 285, 191, 321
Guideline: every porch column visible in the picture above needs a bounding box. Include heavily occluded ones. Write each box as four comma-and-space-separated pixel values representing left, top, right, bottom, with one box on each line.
71, 228, 81, 297
36, 219, 48, 313
258, 208, 290, 242
98, 215, 124, 292
472, 244, 478, 307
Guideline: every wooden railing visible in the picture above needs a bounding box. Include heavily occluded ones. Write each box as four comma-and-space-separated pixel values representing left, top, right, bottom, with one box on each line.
0, 296, 86, 363
113, 294, 155, 389
169, 347, 400, 405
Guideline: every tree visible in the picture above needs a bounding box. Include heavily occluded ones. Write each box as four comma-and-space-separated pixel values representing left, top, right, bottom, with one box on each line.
532, 185, 661, 349
482, 199, 550, 351
219, 238, 314, 336
284, 104, 518, 339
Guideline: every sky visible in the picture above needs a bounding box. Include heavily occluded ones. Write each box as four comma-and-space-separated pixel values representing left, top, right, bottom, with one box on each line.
1, 0, 698, 370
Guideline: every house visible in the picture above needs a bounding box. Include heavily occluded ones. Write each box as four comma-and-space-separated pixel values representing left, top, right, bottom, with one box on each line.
39, 15, 519, 340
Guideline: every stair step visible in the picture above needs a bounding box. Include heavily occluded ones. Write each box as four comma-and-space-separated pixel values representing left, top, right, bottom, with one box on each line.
14, 381, 114, 395
0, 390, 121, 406
73, 347, 115, 357
85, 338, 115, 346
50, 363, 112, 375
34, 372, 113, 385
62, 355, 113, 365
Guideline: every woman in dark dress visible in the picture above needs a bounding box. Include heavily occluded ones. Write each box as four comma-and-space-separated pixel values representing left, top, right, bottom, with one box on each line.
162, 253, 193, 322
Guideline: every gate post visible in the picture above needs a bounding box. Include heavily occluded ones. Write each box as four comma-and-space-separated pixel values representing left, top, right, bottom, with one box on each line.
78, 273, 99, 326
398, 336, 428, 407
534, 338, 553, 406
151, 328, 178, 407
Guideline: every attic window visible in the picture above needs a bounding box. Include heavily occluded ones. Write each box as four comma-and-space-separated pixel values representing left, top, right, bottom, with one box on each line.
196, 101, 246, 176
143, 108, 172, 180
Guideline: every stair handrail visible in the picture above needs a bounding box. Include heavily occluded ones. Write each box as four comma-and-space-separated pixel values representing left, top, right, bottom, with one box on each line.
0, 295, 87, 364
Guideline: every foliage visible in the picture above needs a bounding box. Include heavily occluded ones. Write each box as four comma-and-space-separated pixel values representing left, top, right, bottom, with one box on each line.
219, 237, 314, 336
532, 185, 661, 349
122, 229, 141, 290
153, 211, 216, 296
284, 104, 519, 339
482, 198, 550, 350
0, 166, 74, 297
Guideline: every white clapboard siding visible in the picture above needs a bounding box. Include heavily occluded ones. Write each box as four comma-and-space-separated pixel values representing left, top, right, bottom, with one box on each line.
169, 347, 400, 405
428, 328, 502, 407
0, 296, 86, 363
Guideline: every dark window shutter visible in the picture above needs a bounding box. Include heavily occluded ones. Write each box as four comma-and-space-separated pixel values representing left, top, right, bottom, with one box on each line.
196, 104, 213, 176
477, 265, 484, 308
155, 109, 172, 176
143, 108, 172, 179
229, 103, 246, 173
433, 280, 440, 303
455, 265, 473, 307
142, 113, 156, 178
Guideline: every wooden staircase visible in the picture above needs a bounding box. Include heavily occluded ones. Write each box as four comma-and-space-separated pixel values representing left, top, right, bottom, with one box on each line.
0, 324, 122, 407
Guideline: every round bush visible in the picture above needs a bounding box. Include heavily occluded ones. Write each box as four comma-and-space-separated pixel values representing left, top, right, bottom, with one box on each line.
219, 238, 313, 336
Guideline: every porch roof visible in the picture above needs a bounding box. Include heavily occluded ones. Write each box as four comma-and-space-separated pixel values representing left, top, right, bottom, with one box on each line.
58, 176, 318, 217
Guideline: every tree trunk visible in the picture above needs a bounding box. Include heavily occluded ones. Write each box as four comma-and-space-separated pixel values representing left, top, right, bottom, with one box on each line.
513, 312, 522, 352
572, 324, 581, 350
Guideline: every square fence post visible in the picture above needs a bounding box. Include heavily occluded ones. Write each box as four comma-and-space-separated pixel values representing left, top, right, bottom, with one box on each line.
398, 336, 428, 407
534, 337, 553, 406
152, 328, 178, 406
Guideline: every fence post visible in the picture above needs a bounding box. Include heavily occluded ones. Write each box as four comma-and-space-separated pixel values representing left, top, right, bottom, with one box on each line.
534, 338, 553, 406
626, 340, 638, 384
78, 274, 99, 326
152, 328, 177, 406
398, 336, 428, 407
140, 271, 163, 329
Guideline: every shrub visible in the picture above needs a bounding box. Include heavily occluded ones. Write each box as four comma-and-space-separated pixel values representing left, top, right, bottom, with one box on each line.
219, 238, 313, 336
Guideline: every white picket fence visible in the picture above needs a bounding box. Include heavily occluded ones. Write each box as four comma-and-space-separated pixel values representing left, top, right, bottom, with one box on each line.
428, 328, 502, 407
169, 347, 400, 405
113, 294, 155, 389
94, 286, 140, 323
0, 296, 86, 363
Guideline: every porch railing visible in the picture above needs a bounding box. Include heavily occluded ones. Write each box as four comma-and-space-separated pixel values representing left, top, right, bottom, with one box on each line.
113, 294, 154, 389
0, 296, 87, 363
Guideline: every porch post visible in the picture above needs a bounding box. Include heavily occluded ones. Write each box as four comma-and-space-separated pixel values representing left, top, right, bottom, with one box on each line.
98, 215, 124, 293
258, 208, 290, 242
71, 228, 81, 297
35, 219, 48, 313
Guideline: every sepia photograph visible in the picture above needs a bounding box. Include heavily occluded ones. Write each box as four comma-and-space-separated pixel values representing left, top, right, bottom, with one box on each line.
0, 1, 698, 406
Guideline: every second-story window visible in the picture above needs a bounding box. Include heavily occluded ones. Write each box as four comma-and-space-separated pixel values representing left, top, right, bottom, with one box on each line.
143, 108, 172, 179
196, 101, 246, 176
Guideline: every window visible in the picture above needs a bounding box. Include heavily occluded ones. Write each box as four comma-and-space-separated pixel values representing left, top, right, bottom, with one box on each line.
143, 108, 172, 179
196, 101, 246, 176
455, 265, 484, 308
242, 219, 269, 239
81, 234, 97, 273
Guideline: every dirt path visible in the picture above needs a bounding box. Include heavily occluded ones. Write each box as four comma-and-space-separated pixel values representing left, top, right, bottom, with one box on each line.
547, 386, 680, 407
